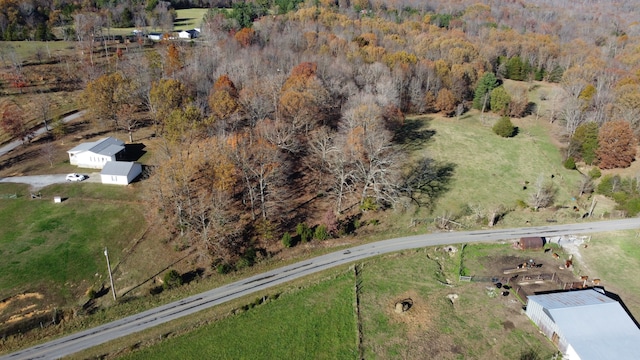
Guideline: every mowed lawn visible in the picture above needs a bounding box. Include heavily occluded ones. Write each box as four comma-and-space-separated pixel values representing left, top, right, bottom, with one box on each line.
0, 183, 145, 301
409, 111, 586, 225
121, 272, 358, 360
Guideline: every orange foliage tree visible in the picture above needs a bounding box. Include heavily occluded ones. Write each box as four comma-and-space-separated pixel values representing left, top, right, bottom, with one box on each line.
597, 120, 637, 169
279, 62, 329, 133
234, 27, 256, 47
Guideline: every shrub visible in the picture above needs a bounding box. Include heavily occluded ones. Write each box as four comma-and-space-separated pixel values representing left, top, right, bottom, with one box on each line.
163, 269, 183, 290
563, 157, 576, 170
621, 198, 640, 216
296, 222, 313, 242
314, 225, 329, 241
588, 167, 601, 179
596, 175, 620, 196
87, 289, 97, 300
235, 257, 251, 270
281, 232, 293, 248
515, 199, 528, 209
360, 197, 378, 211
492, 116, 516, 137
217, 263, 232, 274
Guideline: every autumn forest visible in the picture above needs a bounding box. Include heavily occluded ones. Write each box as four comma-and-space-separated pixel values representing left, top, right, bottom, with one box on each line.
3, 0, 640, 268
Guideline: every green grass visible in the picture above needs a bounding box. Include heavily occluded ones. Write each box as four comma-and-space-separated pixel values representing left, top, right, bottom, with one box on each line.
579, 230, 640, 317
405, 111, 588, 227
121, 272, 357, 360
0, 41, 75, 61
104, 8, 209, 35
358, 248, 557, 359
0, 183, 145, 301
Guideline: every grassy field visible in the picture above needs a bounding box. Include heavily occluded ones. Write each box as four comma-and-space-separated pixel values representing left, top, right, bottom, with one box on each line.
359, 248, 556, 359
105, 247, 556, 360
0, 41, 75, 62
0, 182, 145, 303
579, 230, 640, 318
104, 8, 209, 36
120, 272, 357, 360
404, 107, 596, 228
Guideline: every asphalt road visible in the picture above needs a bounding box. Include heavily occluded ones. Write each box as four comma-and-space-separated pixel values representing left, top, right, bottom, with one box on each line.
3, 218, 640, 359
0, 111, 86, 159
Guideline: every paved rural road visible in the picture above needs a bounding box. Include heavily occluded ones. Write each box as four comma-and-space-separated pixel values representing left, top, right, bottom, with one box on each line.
3, 218, 640, 359
0, 111, 86, 158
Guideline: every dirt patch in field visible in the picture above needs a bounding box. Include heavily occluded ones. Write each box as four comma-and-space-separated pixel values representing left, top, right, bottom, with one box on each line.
0, 292, 50, 325
389, 290, 431, 335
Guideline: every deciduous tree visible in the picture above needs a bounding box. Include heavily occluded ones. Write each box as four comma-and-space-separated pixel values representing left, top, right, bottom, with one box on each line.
435, 88, 456, 117
0, 100, 31, 143
597, 120, 637, 169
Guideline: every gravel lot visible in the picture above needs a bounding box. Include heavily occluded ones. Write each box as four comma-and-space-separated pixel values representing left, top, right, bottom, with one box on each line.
0, 172, 101, 190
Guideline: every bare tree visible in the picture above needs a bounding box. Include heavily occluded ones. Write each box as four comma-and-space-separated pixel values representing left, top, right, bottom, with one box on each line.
529, 176, 557, 211
41, 141, 56, 167
34, 92, 51, 131
578, 174, 594, 197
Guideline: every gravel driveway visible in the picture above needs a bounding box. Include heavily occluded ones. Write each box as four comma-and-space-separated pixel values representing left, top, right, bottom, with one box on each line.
0, 172, 101, 190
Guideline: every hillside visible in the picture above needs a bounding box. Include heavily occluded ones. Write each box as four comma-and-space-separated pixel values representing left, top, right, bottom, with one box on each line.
2, 0, 640, 357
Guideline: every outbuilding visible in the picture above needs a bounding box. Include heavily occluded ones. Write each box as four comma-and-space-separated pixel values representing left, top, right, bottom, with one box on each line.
100, 161, 142, 185
517, 236, 545, 250
526, 289, 640, 359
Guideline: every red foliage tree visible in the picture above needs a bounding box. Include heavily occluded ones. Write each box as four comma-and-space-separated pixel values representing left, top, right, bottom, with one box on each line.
0, 101, 32, 143
596, 120, 637, 169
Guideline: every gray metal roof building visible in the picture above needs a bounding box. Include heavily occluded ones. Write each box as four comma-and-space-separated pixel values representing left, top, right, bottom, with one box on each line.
526, 289, 640, 360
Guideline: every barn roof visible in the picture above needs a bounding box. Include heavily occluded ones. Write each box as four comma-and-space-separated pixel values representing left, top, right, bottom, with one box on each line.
528, 289, 640, 359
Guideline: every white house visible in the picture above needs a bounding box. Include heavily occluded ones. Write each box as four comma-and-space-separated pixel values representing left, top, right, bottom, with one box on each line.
100, 161, 142, 185
526, 289, 640, 360
67, 137, 125, 169
178, 29, 199, 39
148, 32, 162, 41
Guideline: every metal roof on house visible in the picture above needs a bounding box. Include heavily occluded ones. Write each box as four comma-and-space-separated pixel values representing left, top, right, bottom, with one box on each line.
68, 137, 124, 156
101, 161, 137, 176
528, 289, 640, 360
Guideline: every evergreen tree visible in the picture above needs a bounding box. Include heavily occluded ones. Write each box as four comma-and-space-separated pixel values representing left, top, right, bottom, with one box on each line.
473, 72, 498, 111
493, 116, 516, 137
570, 122, 599, 165
490, 86, 511, 115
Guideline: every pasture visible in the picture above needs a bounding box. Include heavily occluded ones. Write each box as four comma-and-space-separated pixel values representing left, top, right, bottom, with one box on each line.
118, 272, 357, 360
0, 183, 145, 304
104, 8, 209, 36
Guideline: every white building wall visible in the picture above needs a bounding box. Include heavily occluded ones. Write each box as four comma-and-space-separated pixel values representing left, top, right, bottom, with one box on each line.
101, 174, 128, 185
72, 152, 115, 169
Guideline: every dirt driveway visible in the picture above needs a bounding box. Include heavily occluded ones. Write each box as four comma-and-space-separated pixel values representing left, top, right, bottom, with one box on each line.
0, 172, 101, 190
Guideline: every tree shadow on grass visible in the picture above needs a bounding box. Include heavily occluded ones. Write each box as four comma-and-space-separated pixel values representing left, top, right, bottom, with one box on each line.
402, 158, 456, 209
393, 116, 436, 150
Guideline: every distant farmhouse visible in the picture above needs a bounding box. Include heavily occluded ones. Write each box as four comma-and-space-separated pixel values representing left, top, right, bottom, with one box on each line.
67, 137, 124, 169
178, 29, 199, 39
526, 289, 640, 360
148, 32, 163, 41
68, 137, 142, 185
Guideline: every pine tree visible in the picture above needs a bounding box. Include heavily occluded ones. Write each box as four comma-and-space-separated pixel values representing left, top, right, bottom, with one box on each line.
473, 72, 498, 111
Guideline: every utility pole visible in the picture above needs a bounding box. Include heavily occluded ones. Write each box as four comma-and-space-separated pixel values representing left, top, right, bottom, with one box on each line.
104, 247, 116, 301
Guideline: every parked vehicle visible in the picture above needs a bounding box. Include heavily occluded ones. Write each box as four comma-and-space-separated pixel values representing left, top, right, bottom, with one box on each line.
66, 173, 87, 182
